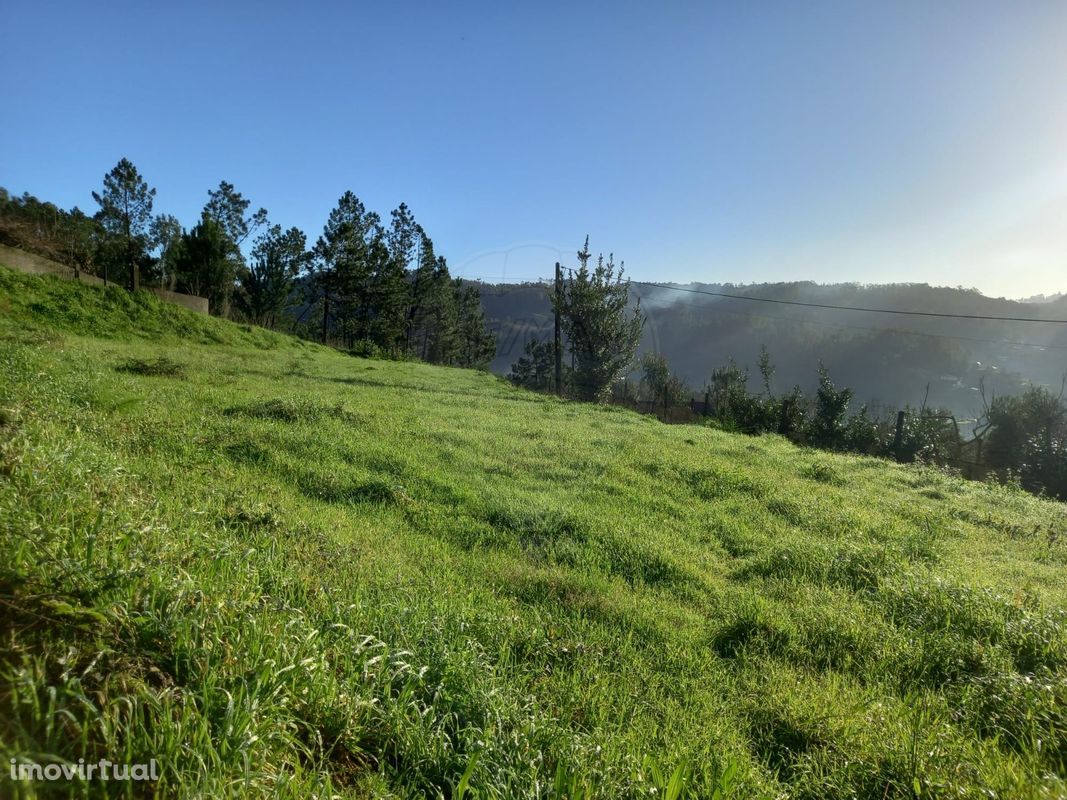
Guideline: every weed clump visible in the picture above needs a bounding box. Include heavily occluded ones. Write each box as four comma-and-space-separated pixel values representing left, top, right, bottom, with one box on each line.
688, 465, 769, 500
739, 541, 902, 593
300, 473, 407, 506
951, 670, 1067, 767
227, 398, 359, 424
116, 356, 185, 377
801, 460, 845, 486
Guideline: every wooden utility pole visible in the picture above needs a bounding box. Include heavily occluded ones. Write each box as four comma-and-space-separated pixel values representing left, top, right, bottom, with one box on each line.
554, 262, 563, 397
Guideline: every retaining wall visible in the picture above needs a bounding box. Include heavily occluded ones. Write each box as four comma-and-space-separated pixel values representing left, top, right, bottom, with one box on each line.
0, 243, 209, 314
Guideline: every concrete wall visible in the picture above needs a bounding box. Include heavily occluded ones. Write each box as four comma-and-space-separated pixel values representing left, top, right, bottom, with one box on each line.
150, 286, 210, 314
0, 243, 209, 314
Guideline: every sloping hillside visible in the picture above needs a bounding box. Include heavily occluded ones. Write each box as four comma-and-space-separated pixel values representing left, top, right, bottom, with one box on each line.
1, 267, 1065, 798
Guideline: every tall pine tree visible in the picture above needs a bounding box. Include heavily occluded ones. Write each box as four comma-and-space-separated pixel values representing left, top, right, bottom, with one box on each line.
92, 158, 156, 290
454, 280, 497, 369
314, 192, 382, 346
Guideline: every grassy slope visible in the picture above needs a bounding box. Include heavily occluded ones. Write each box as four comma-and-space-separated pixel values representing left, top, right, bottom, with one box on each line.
1, 266, 1065, 799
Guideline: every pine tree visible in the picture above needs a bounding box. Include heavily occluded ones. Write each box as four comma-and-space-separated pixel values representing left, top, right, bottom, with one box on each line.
385, 203, 420, 273
314, 192, 382, 345
424, 257, 460, 364
92, 158, 156, 291
369, 235, 410, 354
407, 233, 439, 357
553, 237, 644, 402
237, 224, 309, 327
175, 213, 232, 311
199, 181, 267, 315
204, 181, 267, 247
508, 339, 555, 391
455, 281, 497, 369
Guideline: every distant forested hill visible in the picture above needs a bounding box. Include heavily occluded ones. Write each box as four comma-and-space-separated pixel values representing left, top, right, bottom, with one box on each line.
479, 280, 1067, 421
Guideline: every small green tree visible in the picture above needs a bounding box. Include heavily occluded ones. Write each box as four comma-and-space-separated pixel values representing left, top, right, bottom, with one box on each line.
985, 384, 1067, 498
508, 339, 556, 392
758, 344, 775, 395
236, 224, 309, 327
553, 237, 644, 402
809, 364, 853, 449
708, 360, 750, 423
640, 353, 690, 420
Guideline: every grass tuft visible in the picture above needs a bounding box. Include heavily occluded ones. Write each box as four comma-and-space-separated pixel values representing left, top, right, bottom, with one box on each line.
116, 355, 186, 377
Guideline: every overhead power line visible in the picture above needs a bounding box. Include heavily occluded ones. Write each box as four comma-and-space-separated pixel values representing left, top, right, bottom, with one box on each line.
635, 293, 1067, 352
630, 281, 1067, 324
482, 269, 1067, 351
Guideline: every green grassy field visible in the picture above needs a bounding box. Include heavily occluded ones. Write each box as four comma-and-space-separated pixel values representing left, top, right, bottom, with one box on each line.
1, 266, 1065, 799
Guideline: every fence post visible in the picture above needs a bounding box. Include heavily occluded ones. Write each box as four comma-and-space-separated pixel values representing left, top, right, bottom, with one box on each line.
893, 410, 906, 459
778, 398, 792, 435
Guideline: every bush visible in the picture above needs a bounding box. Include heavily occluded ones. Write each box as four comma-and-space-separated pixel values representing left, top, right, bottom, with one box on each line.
984, 385, 1067, 499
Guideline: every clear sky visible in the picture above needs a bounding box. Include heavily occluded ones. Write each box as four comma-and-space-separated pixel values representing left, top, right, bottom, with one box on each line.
2, 1, 1065, 298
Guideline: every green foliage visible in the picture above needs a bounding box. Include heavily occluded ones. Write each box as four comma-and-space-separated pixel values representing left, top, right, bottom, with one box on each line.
309, 196, 495, 367
698, 352, 971, 477
985, 384, 1067, 500
553, 237, 645, 402
891, 407, 962, 464
0, 191, 104, 275
91, 158, 156, 290
236, 224, 309, 327
187, 181, 269, 316
508, 338, 556, 392
313, 191, 383, 346
204, 180, 268, 248
148, 213, 184, 288
707, 360, 782, 433
175, 213, 235, 314
640, 352, 691, 419
809, 363, 854, 449
454, 280, 497, 369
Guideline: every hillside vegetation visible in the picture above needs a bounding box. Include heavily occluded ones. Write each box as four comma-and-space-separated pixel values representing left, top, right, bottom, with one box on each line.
1, 267, 1065, 799
480, 280, 1067, 418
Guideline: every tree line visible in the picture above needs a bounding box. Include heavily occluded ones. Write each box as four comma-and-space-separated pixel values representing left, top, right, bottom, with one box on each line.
0, 159, 496, 367
511, 240, 1067, 502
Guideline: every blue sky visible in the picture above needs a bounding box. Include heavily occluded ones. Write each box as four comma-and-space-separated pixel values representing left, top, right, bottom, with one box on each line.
2, 1, 1065, 297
